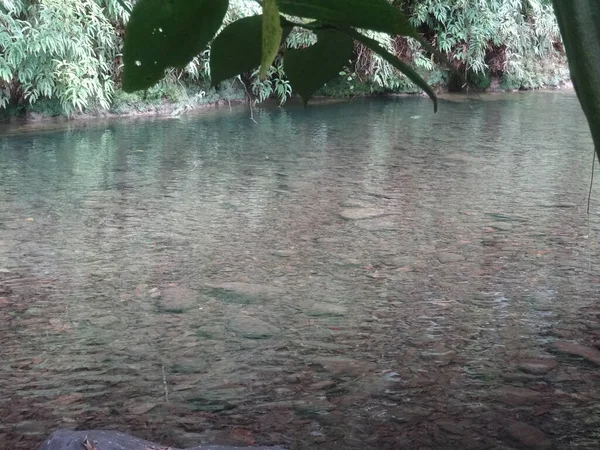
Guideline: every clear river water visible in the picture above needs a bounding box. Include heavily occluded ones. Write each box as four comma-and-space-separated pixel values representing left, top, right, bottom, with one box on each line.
1, 93, 600, 449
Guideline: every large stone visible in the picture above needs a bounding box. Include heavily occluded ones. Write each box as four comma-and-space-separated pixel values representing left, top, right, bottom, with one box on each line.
505, 421, 552, 449
339, 208, 387, 220
552, 340, 600, 365
38, 430, 286, 450
227, 315, 280, 339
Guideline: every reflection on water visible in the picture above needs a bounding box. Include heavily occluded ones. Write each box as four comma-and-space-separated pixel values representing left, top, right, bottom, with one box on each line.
1, 93, 599, 449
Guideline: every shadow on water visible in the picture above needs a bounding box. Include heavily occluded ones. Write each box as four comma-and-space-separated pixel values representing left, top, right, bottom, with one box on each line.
1, 93, 600, 449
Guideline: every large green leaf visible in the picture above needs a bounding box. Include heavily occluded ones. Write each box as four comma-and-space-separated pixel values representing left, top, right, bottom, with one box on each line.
284, 29, 354, 104
122, 0, 228, 92
277, 0, 416, 37
343, 27, 437, 112
261, 0, 283, 79
552, 0, 600, 160
210, 15, 291, 86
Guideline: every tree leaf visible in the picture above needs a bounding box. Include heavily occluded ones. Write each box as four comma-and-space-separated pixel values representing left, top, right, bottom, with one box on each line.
284, 29, 354, 105
342, 27, 437, 112
211, 15, 291, 86
261, 0, 283, 79
122, 0, 229, 92
552, 0, 600, 161
277, 0, 416, 36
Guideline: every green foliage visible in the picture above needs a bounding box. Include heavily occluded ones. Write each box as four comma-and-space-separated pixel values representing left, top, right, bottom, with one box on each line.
0, 0, 570, 116
284, 30, 354, 104
276, 0, 416, 36
408, 0, 562, 85
210, 15, 291, 87
552, 0, 600, 161
122, 0, 229, 91
0, 0, 129, 115
122, 0, 436, 108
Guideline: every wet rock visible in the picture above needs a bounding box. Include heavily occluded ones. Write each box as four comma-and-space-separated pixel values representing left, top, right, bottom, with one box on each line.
435, 252, 465, 263
493, 386, 545, 406
339, 208, 386, 220
505, 421, 552, 449
228, 315, 279, 339
159, 286, 197, 312
552, 340, 600, 365
518, 359, 558, 375
307, 303, 347, 317
313, 357, 376, 377
39, 430, 286, 450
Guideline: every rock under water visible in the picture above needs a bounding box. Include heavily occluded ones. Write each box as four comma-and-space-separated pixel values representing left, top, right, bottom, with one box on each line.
38, 430, 287, 450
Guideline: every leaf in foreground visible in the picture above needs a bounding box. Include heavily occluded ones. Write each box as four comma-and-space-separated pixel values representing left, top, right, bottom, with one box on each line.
552, 0, 600, 160
284, 29, 354, 104
277, 0, 416, 36
261, 0, 283, 79
210, 15, 291, 86
123, 0, 229, 92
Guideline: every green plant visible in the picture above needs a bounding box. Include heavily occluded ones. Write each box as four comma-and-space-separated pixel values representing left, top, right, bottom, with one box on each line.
0, 0, 131, 115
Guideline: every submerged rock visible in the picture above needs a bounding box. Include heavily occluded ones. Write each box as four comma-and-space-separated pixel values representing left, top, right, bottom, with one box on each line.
227, 315, 280, 339
38, 430, 286, 450
517, 359, 558, 375
307, 303, 347, 317
159, 286, 197, 312
504, 421, 552, 449
552, 340, 600, 365
493, 386, 545, 406
355, 218, 397, 231
339, 208, 387, 220
207, 282, 276, 304
435, 252, 465, 263
313, 357, 376, 377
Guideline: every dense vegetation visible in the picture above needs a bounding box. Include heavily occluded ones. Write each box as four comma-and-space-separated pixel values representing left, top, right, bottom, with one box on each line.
0, 0, 567, 117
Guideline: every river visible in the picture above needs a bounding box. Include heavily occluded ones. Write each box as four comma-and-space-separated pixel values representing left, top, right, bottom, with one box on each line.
1, 93, 599, 449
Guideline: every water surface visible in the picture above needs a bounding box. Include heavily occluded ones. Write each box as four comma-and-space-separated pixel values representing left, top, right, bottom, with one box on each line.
1, 93, 599, 449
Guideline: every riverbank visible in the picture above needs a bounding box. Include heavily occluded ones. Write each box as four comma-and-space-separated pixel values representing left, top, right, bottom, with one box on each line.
0, 79, 574, 128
